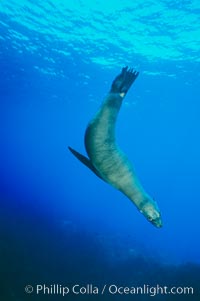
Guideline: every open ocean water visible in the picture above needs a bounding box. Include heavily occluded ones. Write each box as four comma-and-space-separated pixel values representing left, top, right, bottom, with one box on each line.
0, 1, 200, 300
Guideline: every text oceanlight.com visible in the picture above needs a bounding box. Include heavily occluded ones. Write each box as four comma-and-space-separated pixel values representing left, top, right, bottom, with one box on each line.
24, 284, 194, 297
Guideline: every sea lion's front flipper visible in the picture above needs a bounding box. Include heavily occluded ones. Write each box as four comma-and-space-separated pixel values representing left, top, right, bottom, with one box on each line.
110, 66, 139, 96
68, 146, 104, 181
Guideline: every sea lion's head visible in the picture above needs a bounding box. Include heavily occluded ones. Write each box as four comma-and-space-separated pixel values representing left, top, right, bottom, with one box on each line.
140, 197, 162, 228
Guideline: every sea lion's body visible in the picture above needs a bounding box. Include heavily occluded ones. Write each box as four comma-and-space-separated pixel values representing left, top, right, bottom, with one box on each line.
85, 93, 146, 204
69, 67, 162, 228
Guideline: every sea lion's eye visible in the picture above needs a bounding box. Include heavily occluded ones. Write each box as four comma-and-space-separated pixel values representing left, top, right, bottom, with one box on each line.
148, 216, 153, 221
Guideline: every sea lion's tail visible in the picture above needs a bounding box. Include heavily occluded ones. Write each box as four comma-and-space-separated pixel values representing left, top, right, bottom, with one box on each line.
110, 66, 139, 95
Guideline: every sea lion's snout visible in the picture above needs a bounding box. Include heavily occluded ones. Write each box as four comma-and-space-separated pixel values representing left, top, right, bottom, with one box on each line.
151, 216, 162, 228
140, 198, 162, 228
145, 212, 162, 228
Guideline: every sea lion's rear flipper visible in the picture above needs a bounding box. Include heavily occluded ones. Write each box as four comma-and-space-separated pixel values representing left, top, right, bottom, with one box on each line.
110, 66, 139, 95
68, 146, 104, 181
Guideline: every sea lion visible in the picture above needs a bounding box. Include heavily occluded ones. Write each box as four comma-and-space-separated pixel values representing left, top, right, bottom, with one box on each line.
69, 67, 162, 228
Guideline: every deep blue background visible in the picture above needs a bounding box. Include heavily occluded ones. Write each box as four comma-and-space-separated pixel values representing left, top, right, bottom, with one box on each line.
1, 1, 200, 300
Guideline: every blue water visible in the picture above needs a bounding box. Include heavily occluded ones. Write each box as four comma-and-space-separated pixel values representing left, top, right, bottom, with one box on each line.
1, 1, 200, 300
